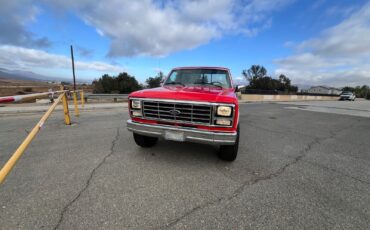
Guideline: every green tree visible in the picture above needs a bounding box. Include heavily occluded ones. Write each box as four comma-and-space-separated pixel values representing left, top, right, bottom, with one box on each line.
342, 85, 370, 99
242, 65, 297, 92
145, 71, 164, 88
278, 74, 290, 90
278, 74, 297, 92
242, 65, 267, 82
92, 72, 142, 93
116, 72, 142, 93
61, 81, 71, 85
360, 85, 369, 99
341, 86, 354, 92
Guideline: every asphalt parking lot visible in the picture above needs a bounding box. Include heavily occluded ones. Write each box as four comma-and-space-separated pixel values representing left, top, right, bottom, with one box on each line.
0, 101, 369, 229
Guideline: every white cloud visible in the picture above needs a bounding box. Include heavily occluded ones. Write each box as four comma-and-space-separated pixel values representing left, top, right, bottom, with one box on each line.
274, 2, 370, 87
0, 0, 295, 78
0, 45, 125, 73
0, 1, 51, 47
47, 0, 231, 57
38, 0, 293, 57
235, 0, 294, 36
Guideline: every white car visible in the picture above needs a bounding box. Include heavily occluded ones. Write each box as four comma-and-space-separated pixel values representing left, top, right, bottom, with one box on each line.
339, 92, 356, 101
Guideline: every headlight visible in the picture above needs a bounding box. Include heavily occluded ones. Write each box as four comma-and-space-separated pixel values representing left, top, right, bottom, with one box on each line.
215, 119, 231, 126
217, 106, 232, 117
132, 111, 142, 117
131, 100, 141, 109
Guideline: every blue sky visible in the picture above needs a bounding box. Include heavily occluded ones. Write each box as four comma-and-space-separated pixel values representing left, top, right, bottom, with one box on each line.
1, 0, 369, 87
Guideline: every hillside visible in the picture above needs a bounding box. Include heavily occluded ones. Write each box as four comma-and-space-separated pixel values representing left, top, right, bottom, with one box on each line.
0, 68, 71, 82
0, 78, 61, 97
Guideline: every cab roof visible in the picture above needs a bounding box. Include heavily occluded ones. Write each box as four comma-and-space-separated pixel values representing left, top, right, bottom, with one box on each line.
172, 66, 230, 71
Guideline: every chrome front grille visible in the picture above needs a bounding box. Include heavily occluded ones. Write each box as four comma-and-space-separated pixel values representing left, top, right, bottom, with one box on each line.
142, 101, 212, 125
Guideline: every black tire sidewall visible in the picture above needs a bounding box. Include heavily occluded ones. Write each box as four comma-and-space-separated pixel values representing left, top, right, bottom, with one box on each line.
218, 125, 239, 161
133, 133, 158, 147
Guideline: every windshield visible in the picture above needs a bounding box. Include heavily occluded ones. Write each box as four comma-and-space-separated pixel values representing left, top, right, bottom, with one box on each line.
164, 69, 232, 88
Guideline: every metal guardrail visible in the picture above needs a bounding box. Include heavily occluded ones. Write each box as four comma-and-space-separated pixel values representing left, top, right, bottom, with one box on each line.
241, 89, 340, 97
84, 93, 128, 102
0, 87, 84, 184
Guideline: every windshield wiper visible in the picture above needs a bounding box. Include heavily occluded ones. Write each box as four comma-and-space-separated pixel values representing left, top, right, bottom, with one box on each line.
164, 81, 185, 86
194, 82, 223, 89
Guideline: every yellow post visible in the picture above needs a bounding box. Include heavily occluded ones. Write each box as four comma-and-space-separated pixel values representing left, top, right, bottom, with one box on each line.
73, 92, 79, 117
62, 93, 71, 125
0, 93, 65, 184
80, 90, 85, 107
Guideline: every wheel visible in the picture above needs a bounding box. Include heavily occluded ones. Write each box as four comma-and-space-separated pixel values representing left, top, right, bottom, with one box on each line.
218, 125, 239, 161
133, 133, 158, 147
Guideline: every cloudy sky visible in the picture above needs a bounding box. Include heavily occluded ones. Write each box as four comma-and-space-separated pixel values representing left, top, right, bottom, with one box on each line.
0, 0, 369, 86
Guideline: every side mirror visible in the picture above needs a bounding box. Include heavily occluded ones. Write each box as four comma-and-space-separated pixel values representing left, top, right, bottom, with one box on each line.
160, 78, 165, 86
235, 85, 246, 92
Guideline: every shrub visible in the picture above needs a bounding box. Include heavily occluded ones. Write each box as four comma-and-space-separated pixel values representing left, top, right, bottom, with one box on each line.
24, 87, 33, 92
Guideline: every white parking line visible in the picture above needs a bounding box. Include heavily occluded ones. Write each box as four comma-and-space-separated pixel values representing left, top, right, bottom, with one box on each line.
281, 101, 370, 118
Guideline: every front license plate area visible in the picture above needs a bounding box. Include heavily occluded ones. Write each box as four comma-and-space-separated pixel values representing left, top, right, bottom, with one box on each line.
164, 131, 185, 142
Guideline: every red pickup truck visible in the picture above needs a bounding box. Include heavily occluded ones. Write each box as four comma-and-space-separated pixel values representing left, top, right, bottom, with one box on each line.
127, 67, 241, 161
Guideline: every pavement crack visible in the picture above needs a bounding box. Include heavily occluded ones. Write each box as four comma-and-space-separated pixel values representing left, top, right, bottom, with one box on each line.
254, 137, 321, 180
302, 159, 370, 187
157, 130, 338, 229
215, 165, 241, 184
251, 123, 353, 184
53, 127, 121, 230
247, 122, 355, 188
156, 197, 223, 230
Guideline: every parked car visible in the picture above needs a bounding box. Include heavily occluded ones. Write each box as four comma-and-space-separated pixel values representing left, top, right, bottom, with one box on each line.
127, 67, 241, 161
339, 92, 356, 101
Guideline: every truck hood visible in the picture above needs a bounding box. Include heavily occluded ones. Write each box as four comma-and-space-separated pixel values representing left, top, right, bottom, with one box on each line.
129, 86, 237, 104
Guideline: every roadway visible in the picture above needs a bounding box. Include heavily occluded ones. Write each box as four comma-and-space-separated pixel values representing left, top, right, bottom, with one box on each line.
0, 101, 369, 229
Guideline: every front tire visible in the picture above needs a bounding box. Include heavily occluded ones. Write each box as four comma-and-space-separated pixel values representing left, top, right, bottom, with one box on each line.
133, 133, 158, 147
218, 125, 239, 161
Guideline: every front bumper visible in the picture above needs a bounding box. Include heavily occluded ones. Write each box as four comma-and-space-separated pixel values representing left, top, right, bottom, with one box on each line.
127, 119, 237, 145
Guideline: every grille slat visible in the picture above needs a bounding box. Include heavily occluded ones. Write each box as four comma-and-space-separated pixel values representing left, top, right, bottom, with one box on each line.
143, 101, 212, 125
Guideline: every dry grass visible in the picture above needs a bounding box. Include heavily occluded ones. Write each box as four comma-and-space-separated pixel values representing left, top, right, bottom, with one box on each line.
0, 78, 92, 97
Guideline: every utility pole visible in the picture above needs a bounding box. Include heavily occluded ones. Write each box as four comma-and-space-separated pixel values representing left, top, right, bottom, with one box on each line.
70, 45, 79, 116
70, 45, 76, 91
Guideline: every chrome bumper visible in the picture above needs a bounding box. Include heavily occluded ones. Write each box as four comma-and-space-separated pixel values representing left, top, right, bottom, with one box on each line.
126, 119, 237, 145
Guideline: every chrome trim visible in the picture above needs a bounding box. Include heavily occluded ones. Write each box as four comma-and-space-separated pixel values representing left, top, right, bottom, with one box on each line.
126, 119, 237, 145
142, 100, 213, 125
130, 97, 236, 107
129, 98, 236, 128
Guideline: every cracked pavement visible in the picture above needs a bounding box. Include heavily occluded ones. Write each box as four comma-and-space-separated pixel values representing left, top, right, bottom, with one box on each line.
1, 102, 370, 229
53, 127, 121, 230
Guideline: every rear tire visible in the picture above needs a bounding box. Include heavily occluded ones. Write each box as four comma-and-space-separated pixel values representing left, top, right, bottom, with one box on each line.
218, 125, 239, 161
133, 133, 158, 147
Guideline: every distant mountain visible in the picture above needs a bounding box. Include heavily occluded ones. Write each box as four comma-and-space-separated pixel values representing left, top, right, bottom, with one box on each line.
0, 68, 72, 83
0, 68, 39, 81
